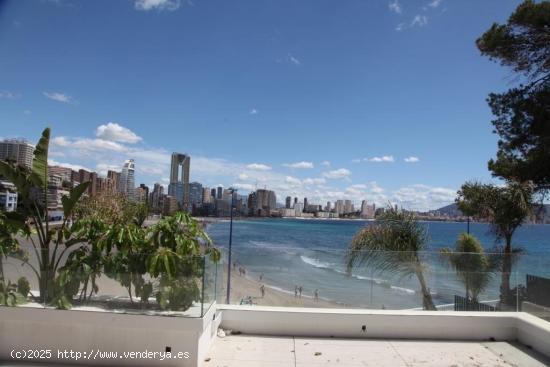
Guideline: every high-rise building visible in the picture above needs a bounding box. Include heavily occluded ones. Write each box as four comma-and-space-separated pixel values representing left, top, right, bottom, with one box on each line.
335, 200, 345, 215
119, 159, 136, 201
217, 186, 223, 199
304, 197, 308, 210
162, 195, 178, 216
361, 200, 375, 219
138, 184, 149, 204
210, 188, 217, 200
285, 196, 291, 209
247, 192, 257, 216
254, 189, 276, 216
49, 166, 73, 184
294, 202, 304, 216
203, 187, 212, 204
168, 153, 190, 210
189, 182, 203, 207
0, 138, 34, 169
294, 197, 298, 207
150, 183, 164, 213
326, 201, 331, 212
344, 200, 353, 214
107, 170, 121, 192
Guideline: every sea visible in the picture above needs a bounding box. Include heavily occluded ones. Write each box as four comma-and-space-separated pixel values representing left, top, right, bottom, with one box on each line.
206, 218, 550, 309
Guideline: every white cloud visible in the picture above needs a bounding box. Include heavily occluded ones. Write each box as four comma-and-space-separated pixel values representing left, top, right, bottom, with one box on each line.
411, 15, 428, 27
134, 0, 181, 11
321, 161, 331, 167
288, 53, 301, 65
278, 53, 301, 66
96, 163, 121, 176
96, 122, 142, 144
48, 159, 91, 172
232, 183, 255, 191
285, 176, 302, 186
52, 136, 127, 153
0, 90, 18, 99
367, 155, 395, 163
404, 156, 420, 163
43, 91, 72, 103
47, 124, 456, 210
428, 0, 442, 8
303, 178, 326, 185
396, 23, 407, 31
283, 161, 314, 169
388, 0, 402, 14
249, 108, 258, 115
246, 163, 272, 171
322, 168, 351, 180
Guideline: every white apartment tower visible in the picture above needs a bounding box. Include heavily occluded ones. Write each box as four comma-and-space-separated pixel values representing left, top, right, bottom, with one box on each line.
119, 159, 136, 201
0, 138, 34, 169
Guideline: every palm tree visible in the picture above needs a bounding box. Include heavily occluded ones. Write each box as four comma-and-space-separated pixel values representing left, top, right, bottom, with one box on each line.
347, 207, 436, 310
456, 180, 533, 305
440, 233, 497, 302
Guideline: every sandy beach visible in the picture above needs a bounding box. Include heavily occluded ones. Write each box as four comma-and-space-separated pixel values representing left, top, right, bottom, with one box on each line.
217, 265, 341, 308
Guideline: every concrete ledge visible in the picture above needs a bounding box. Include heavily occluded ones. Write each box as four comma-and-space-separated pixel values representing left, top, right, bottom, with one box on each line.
218, 305, 550, 358
0, 304, 221, 367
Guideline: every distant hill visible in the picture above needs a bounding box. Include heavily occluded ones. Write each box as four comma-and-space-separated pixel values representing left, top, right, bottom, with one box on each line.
432, 203, 550, 224
431, 203, 463, 217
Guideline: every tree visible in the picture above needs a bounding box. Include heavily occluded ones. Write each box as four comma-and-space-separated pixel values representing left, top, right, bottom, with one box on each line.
440, 233, 497, 302
477, 0, 550, 192
347, 207, 436, 310
456, 180, 533, 305
0, 128, 91, 304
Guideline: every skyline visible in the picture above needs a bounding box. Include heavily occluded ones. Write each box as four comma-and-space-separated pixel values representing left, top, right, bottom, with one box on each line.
0, 0, 525, 210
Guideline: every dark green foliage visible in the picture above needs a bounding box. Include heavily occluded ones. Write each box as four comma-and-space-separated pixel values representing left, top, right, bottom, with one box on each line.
440, 234, 498, 302
456, 181, 533, 305
477, 0, 550, 191
347, 206, 436, 310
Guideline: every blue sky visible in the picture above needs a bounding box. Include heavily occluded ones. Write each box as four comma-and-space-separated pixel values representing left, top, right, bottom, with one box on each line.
0, 0, 523, 210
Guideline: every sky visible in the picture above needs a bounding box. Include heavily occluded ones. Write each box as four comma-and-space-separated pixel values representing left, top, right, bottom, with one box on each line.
0, 0, 525, 211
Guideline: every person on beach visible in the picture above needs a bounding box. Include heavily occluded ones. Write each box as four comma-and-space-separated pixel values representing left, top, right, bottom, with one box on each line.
314, 289, 319, 302
298, 286, 303, 298
259, 273, 263, 281
294, 285, 298, 297
260, 284, 265, 298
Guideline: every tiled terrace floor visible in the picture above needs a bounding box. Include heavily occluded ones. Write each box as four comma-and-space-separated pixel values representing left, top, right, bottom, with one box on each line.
204, 334, 550, 367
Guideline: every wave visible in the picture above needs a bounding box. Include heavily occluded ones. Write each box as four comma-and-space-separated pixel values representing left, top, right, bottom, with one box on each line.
300, 256, 416, 295
300, 255, 335, 270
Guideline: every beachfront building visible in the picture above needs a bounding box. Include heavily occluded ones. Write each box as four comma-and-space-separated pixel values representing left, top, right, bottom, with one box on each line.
162, 195, 178, 216
202, 186, 213, 204
168, 152, 190, 210
285, 196, 291, 209
189, 182, 203, 208
361, 200, 375, 219
344, 200, 353, 214
335, 200, 344, 215
294, 202, 304, 216
279, 208, 295, 217
118, 159, 136, 201
0, 180, 17, 212
0, 138, 34, 169
253, 189, 276, 217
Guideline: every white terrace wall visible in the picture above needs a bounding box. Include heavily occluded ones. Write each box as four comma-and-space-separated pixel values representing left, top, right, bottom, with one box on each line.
0, 304, 221, 367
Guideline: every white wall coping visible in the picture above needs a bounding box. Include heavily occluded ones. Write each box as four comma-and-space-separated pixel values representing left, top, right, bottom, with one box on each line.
218, 305, 550, 358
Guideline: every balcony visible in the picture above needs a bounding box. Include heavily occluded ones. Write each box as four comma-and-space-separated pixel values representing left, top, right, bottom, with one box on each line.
1, 246, 550, 366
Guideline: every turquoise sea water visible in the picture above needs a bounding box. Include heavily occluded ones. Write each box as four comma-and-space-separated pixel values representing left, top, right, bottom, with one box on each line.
207, 218, 550, 309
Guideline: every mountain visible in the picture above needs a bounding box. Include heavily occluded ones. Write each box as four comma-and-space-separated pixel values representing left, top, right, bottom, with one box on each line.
431, 203, 463, 217
432, 203, 550, 224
